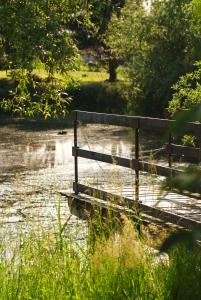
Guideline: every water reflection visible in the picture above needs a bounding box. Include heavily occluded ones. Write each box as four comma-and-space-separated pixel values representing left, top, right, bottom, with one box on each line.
54, 140, 72, 167
111, 141, 129, 157
0, 122, 136, 239
0, 121, 188, 239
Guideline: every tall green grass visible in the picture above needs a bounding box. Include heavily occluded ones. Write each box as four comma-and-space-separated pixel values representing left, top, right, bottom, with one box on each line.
0, 216, 201, 300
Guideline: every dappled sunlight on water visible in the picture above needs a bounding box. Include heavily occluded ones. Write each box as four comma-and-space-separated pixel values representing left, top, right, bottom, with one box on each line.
0, 120, 191, 239
0, 121, 136, 239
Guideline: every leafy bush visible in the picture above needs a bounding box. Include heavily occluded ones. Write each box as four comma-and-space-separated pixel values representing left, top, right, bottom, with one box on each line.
105, 0, 200, 117
168, 62, 201, 115
0, 71, 71, 119
69, 82, 128, 114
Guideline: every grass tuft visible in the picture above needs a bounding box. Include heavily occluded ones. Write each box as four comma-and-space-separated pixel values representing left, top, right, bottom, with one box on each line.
0, 217, 201, 299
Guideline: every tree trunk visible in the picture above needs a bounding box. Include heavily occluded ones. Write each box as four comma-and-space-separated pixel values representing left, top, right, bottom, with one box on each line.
108, 57, 118, 82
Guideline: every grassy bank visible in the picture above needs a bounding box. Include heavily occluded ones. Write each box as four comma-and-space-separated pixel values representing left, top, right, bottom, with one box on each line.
0, 67, 126, 83
0, 219, 201, 300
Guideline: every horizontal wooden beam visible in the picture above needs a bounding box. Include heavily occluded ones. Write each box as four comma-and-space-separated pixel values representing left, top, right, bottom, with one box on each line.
139, 161, 182, 177
166, 143, 201, 161
68, 193, 164, 226
72, 147, 182, 177
138, 116, 172, 131
75, 183, 200, 228
74, 182, 125, 203
72, 110, 139, 128
72, 147, 137, 169
71, 110, 201, 135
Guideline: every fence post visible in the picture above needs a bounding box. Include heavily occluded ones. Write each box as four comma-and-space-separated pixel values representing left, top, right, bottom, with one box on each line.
135, 126, 139, 202
135, 120, 140, 208
73, 111, 79, 195
134, 120, 141, 232
168, 132, 172, 169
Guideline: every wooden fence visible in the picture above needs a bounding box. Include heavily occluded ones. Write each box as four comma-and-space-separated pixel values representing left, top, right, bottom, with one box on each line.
68, 110, 201, 228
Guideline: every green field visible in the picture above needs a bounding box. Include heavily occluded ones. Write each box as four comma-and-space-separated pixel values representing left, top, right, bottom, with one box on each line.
0, 68, 125, 83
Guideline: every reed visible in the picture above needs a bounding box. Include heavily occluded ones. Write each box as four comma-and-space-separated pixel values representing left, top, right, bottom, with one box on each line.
0, 213, 201, 300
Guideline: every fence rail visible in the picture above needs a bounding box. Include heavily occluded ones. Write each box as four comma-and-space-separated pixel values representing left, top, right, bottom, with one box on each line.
69, 110, 201, 228
72, 110, 201, 135
74, 183, 199, 228
72, 147, 182, 177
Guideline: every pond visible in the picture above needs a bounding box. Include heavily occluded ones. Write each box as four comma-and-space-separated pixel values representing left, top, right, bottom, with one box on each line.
0, 118, 131, 239
0, 117, 179, 240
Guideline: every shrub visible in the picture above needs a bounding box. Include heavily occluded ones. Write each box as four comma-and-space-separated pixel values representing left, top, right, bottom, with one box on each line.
168, 61, 201, 115
68, 82, 128, 114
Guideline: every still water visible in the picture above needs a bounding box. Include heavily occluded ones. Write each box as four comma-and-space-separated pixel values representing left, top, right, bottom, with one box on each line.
2, 116, 183, 242
0, 118, 147, 240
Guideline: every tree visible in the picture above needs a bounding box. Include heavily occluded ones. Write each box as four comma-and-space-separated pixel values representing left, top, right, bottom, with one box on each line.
106, 0, 201, 116
0, 0, 90, 118
0, 1, 90, 73
168, 0, 201, 115
93, 0, 125, 82
74, 0, 125, 82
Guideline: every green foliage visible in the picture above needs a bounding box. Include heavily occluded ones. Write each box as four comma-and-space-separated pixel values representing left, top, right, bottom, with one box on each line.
90, 0, 125, 35
192, 0, 201, 19
0, 0, 90, 118
69, 82, 128, 114
0, 70, 71, 119
75, 0, 125, 46
0, 0, 85, 73
78, 1, 126, 82
164, 106, 201, 224
168, 62, 201, 115
0, 78, 16, 102
160, 229, 201, 253
165, 165, 201, 194
0, 68, 127, 117
182, 134, 196, 147
106, 0, 200, 116
165, 247, 201, 300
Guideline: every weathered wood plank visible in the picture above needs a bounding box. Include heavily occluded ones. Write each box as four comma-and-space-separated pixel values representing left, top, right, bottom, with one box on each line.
74, 182, 125, 203
66, 192, 148, 223
138, 117, 173, 131
72, 147, 182, 177
166, 143, 201, 160
72, 147, 137, 169
75, 183, 201, 228
139, 161, 182, 177
71, 110, 201, 135
74, 110, 139, 128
